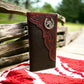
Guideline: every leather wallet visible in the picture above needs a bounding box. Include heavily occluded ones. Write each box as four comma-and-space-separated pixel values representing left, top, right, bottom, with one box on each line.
27, 12, 58, 71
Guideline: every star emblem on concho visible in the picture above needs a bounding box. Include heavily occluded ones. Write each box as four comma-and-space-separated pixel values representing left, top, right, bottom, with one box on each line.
44, 17, 54, 29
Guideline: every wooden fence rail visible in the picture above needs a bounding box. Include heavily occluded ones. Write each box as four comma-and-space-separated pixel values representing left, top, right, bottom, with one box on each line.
0, 0, 65, 25
0, 22, 67, 68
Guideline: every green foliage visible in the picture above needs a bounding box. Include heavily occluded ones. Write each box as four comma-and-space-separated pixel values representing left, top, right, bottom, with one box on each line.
78, 3, 84, 23
39, 2, 55, 13
3, 0, 20, 5
57, 0, 83, 23
29, 2, 56, 13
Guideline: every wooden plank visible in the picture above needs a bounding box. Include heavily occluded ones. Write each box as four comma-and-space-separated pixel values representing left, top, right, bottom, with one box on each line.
58, 14, 66, 25
0, 22, 27, 42
57, 41, 65, 47
57, 35, 65, 40
0, 36, 65, 58
0, 0, 28, 15
0, 52, 29, 68
57, 26, 67, 33
0, 22, 67, 43
0, 39, 29, 58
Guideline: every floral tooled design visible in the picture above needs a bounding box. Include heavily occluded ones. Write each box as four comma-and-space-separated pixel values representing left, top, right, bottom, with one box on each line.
27, 13, 57, 61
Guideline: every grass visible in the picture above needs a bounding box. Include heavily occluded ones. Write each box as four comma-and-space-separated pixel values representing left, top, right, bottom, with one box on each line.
0, 13, 84, 32
65, 22, 84, 32
58, 22, 84, 32
4, 38, 19, 43
0, 13, 27, 24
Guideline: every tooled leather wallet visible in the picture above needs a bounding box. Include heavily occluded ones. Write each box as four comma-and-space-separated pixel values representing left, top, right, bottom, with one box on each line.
27, 12, 58, 71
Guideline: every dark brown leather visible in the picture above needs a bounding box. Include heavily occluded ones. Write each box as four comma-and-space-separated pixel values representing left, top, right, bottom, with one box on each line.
27, 12, 58, 71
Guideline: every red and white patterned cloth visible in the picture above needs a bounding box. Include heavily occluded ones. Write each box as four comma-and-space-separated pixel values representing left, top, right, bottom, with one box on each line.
0, 56, 84, 84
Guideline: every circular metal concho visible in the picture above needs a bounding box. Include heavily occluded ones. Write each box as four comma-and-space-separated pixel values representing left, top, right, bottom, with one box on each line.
44, 17, 54, 29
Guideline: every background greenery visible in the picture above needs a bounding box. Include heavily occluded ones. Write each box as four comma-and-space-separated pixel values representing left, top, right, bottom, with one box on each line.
57, 0, 84, 23
0, 13, 84, 32
0, 13, 26, 24
0, 0, 84, 32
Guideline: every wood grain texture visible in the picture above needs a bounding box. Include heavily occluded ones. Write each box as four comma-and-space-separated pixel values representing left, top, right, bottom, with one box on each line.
0, 22, 27, 42
0, 0, 28, 15
57, 26, 67, 33
0, 23, 66, 42
0, 52, 29, 68
57, 41, 65, 47
57, 35, 65, 40
0, 39, 29, 57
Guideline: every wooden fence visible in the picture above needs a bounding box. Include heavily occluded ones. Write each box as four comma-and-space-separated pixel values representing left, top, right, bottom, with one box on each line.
0, 22, 67, 68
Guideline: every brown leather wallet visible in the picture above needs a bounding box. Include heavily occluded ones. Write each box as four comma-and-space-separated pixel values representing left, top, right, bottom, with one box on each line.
27, 12, 58, 71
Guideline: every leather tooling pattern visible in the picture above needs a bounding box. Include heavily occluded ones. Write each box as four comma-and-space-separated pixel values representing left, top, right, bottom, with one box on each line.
27, 13, 57, 61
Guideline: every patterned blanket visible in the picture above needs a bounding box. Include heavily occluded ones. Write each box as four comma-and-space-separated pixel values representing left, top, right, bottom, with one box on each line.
0, 56, 84, 84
